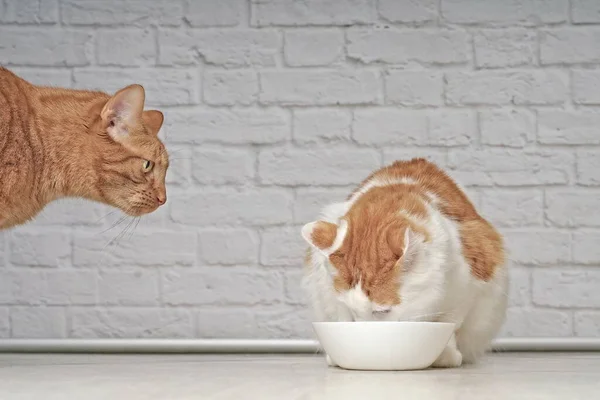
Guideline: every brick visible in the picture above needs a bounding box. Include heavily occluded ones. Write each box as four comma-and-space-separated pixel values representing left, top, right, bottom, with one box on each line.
203, 70, 259, 106
378, 0, 437, 23
577, 150, 600, 185
572, 0, 600, 23
428, 110, 475, 147
442, 0, 567, 25
284, 29, 344, 66
445, 71, 567, 106
261, 227, 305, 266
184, 0, 243, 27
252, 0, 376, 26
385, 71, 443, 106
382, 149, 448, 168
353, 109, 427, 145
165, 148, 191, 187
283, 268, 308, 306
474, 29, 536, 68
61, 0, 183, 26
0, 308, 8, 338
572, 70, 600, 105
0, 271, 97, 306
98, 270, 159, 306
480, 109, 535, 148
546, 190, 600, 227
480, 189, 543, 227
26, 199, 103, 226
254, 306, 313, 338
575, 312, 600, 336
73, 68, 197, 107
540, 29, 600, 64
503, 230, 570, 265
294, 188, 351, 223
0, 271, 45, 305
9, 68, 72, 88
0, 28, 91, 66
293, 109, 351, 143
447, 149, 573, 186
43, 271, 98, 305
2, 0, 58, 23
158, 29, 280, 67
170, 189, 293, 226
347, 29, 469, 65
259, 148, 381, 185
70, 308, 193, 338
500, 308, 572, 337
0, 233, 5, 267
198, 229, 259, 265
164, 109, 289, 145
74, 231, 196, 267
162, 268, 283, 305
573, 232, 600, 264
533, 269, 600, 308
259, 70, 381, 106
509, 267, 530, 307
196, 306, 312, 339
192, 148, 255, 185
11, 307, 66, 338
10, 231, 71, 267
538, 111, 600, 145
96, 29, 155, 66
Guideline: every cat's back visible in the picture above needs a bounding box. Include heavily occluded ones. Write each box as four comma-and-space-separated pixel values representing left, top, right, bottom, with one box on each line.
355, 158, 480, 223
0, 67, 33, 136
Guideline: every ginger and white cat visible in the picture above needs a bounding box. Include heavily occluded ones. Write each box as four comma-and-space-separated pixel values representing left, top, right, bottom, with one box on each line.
301, 158, 508, 367
0, 67, 168, 229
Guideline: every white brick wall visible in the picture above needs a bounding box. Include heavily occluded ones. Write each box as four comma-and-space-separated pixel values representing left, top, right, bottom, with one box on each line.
0, 0, 597, 339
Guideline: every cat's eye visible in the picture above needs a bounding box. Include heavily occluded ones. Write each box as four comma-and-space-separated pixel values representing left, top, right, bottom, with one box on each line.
142, 160, 154, 172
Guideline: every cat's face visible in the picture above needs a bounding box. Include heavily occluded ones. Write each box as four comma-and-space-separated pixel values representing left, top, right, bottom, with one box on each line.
302, 187, 426, 321
92, 85, 168, 216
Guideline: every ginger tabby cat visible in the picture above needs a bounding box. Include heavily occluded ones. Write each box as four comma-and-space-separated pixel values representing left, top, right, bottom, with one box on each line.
0, 67, 169, 230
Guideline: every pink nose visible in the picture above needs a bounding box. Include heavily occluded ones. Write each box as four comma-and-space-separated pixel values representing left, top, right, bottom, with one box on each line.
157, 195, 166, 205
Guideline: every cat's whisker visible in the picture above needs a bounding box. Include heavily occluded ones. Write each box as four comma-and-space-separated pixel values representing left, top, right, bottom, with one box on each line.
98, 214, 128, 235
94, 210, 116, 224
127, 217, 141, 240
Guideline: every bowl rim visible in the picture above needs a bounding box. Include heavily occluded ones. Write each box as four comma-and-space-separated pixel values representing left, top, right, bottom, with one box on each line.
312, 321, 455, 327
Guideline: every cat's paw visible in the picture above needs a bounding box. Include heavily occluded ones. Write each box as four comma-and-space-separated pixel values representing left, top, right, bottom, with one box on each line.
325, 354, 337, 367
432, 346, 463, 368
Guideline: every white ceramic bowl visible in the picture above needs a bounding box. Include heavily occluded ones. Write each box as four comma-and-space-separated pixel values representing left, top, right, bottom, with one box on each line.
313, 321, 455, 371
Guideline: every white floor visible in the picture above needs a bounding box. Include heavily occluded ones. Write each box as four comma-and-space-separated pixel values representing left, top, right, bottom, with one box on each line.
0, 353, 598, 399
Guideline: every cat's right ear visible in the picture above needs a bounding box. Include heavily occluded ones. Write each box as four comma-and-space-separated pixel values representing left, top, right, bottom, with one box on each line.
301, 220, 344, 255
101, 84, 145, 142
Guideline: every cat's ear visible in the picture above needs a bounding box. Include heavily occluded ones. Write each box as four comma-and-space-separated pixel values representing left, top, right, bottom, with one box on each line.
301, 220, 341, 254
143, 110, 164, 136
402, 228, 424, 269
388, 226, 424, 269
101, 84, 145, 141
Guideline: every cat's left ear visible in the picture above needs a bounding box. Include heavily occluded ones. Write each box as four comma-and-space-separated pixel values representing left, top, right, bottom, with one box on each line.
142, 110, 164, 136
301, 220, 346, 255
101, 84, 145, 141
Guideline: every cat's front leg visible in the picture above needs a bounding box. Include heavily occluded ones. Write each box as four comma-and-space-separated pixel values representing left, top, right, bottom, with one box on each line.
432, 333, 463, 368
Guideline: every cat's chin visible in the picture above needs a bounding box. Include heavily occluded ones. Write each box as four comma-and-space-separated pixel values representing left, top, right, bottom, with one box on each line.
118, 204, 159, 217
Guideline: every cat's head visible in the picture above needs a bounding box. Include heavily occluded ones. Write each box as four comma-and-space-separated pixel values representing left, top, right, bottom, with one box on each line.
92, 84, 168, 216
301, 187, 428, 321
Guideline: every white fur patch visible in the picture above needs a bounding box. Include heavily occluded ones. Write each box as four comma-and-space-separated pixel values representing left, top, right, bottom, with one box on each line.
348, 176, 417, 204
301, 222, 318, 245
322, 219, 348, 256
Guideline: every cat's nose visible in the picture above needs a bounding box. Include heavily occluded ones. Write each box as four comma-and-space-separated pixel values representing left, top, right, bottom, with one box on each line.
157, 194, 166, 205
